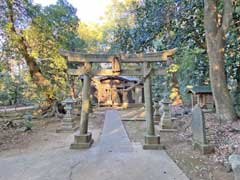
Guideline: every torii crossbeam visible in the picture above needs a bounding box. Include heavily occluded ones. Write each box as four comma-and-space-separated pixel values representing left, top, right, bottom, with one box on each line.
60, 48, 177, 63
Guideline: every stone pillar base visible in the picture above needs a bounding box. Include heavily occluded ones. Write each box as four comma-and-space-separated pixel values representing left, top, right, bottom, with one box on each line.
193, 142, 215, 155
143, 135, 165, 150
70, 132, 94, 149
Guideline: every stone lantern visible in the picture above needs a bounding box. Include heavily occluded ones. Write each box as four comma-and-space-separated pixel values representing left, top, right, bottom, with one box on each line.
56, 97, 78, 133
159, 96, 173, 130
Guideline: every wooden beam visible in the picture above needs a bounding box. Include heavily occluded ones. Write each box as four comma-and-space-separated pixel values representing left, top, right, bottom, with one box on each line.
67, 68, 166, 76
60, 48, 177, 63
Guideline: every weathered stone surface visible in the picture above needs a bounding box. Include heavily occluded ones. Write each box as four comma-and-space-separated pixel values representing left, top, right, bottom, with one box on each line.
153, 102, 160, 122
143, 62, 155, 136
61, 48, 177, 63
229, 154, 240, 180
192, 105, 207, 144
160, 98, 174, 130
191, 104, 214, 154
56, 97, 78, 133
23, 112, 33, 131
143, 135, 165, 150
70, 132, 94, 149
142, 62, 164, 150
70, 71, 94, 149
80, 72, 91, 135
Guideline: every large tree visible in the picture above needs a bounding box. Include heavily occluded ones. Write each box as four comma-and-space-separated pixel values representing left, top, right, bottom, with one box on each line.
204, 0, 238, 121
1, 0, 85, 102
3, 0, 50, 86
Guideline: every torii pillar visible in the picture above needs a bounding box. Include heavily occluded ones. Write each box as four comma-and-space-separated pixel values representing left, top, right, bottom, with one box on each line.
143, 62, 164, 150
70, 63, 94, 149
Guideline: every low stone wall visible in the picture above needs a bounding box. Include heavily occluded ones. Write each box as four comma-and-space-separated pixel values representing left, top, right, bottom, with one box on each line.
0, 105, 38, 121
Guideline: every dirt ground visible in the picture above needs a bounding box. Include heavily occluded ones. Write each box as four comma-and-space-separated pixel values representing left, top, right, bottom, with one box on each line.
121, 108, 234, 180
0, 107, 235, 180
0, 110, 105, 157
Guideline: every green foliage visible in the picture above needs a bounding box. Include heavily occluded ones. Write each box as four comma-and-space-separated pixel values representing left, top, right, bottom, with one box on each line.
105, 0, 239, 104
0, 72, 25, 105
0, 0, 87, 104
0, 0, 239, 107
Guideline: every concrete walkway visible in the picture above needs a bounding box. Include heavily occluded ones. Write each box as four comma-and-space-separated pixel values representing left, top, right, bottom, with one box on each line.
0, 110, 188, 180
98, 110, 133, 153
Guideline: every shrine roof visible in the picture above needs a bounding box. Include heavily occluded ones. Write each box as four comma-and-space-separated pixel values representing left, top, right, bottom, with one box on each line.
187, 85, 212, 94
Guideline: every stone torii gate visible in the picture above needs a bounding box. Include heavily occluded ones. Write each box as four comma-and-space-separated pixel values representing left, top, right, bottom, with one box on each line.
61, 48, 177, 150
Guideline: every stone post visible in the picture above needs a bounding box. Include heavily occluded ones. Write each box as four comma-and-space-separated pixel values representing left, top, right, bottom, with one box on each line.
80, 74, 91, 134
56, 97, 78, 133
23, 111, 33, 131
191, 104, 214, 154
71, 63, 93, 149
143, 62, 163, 150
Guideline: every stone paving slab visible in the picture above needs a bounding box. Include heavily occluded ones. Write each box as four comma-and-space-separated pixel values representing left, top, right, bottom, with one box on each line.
0, 109, 189, 180
98, 110, 133, 153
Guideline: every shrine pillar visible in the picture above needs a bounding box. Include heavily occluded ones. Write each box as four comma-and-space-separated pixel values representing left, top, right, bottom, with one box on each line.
70, 63, 93, 149
143, 62, 164, 150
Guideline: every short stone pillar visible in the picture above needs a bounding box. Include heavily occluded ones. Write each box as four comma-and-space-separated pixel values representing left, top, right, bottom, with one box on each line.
56, 97, 78, 133
160, 97, 174, 130
71, 67, 94, 149
23, 112, 33, 131
191, 104, 214, 154
122, 91, 129, 108
143, 62, 164, 150
153, 101, 160, 122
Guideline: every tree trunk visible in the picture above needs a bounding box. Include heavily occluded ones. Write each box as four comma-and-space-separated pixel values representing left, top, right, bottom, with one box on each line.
204, 0, 238, 122
6, 0, 50, 87
206, 32, 237, 121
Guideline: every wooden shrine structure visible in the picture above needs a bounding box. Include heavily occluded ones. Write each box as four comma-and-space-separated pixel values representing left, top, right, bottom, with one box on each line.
61, 48, 177, 150
92, 76, 143, 107
187, 85, 214, 110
